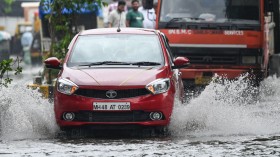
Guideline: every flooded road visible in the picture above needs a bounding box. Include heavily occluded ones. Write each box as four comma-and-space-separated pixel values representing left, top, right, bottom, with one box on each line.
1, 66, 280, 156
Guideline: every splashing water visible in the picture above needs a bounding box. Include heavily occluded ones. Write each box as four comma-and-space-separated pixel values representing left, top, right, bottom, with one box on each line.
0, 82, 59, 140
171, 75, 280, 137
1, 70, 280, 141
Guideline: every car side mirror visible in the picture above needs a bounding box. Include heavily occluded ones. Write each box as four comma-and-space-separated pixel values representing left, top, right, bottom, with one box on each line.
44, 57, 62, 70
172, 57, 190, 69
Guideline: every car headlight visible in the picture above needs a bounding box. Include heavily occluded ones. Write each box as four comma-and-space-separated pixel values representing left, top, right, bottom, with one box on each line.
242, 56, 256, 64
146, 78, 170, 95
57, 78, 79, 95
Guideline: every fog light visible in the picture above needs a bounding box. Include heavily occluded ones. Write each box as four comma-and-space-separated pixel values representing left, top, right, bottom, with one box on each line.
63, 112, 75, 121
150, 112, 163, 121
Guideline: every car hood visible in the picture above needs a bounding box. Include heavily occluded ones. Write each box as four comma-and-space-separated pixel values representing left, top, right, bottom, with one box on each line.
61, 66, 169, 86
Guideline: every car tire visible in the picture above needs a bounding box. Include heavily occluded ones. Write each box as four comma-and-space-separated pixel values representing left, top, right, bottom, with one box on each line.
64, 128, 87, 139
141, 126, 170, 138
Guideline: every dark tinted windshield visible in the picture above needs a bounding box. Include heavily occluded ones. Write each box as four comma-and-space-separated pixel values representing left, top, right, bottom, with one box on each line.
160, 0, 260, 24
68, 34, 164, 66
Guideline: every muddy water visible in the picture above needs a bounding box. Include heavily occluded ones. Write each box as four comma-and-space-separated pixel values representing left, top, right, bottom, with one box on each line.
1, 68, 280, 156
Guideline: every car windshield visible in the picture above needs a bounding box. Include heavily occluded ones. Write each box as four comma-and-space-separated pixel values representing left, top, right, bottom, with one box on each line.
160, 0, 260, 24
68, 34, 164, 66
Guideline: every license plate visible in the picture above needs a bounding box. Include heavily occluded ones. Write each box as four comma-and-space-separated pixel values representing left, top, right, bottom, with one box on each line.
195, 76, 212, 85
93, 102, 131, 111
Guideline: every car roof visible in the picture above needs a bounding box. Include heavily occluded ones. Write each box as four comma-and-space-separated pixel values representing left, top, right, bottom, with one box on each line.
79, 28, 160, 36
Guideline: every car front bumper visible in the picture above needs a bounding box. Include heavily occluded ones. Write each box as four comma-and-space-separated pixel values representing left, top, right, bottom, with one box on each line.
54, 89, 176, 128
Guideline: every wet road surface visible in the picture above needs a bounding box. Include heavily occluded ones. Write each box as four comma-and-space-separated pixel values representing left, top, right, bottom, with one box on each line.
1, 65, 280, 156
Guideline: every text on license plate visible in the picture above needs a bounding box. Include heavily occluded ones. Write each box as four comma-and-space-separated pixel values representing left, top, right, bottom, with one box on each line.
93, 102, 131, 111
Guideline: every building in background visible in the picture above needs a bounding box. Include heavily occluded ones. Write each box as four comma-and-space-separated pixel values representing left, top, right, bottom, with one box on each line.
0, 0, 40, 35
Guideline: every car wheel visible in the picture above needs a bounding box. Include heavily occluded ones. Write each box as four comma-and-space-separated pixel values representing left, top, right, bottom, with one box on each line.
64, 128, 87, 139
141, 126, 170, 138
156, 126, 170, 137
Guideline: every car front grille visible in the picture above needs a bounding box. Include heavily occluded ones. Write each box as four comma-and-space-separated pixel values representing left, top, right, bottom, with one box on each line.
74, 88, 150, 99
171, 47, 262, 65
72, 111, 160, 122
188, 55, 237, 64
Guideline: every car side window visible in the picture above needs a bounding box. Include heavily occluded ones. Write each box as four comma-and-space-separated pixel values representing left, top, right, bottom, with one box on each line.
160, 33, 174, 66
68, 35, 78, 50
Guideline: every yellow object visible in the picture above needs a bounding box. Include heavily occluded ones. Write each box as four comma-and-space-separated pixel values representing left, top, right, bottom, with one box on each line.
27, 84, 40, 90
39, 85, 50, 99
14, 22, 32, 38
195, 76, 212, 85
27, 84, 54, 99
33, 12, 41, 33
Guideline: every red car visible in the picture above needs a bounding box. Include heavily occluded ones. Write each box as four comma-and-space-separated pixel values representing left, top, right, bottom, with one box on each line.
45, 28, 189, 136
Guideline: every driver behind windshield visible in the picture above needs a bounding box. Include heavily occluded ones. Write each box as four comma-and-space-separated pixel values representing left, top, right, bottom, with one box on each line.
162, 0, 202, 21
162, 0, 226, 22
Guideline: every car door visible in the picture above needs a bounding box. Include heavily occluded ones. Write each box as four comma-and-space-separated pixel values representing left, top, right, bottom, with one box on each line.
160, 33, 185, 102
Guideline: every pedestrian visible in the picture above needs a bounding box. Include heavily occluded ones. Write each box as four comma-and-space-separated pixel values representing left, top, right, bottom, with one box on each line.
108, 0, 119, 13
108, 0, 127, 28
108, 0, 128, 13
20, 31, 33, 65
126, 0, 144, 28
138, 0, 156, 29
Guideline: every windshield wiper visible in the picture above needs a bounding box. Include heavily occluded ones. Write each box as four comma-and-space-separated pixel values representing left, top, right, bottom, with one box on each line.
79, 61, 161, 67
188, 17, 205, 21
165, 17, 205, 28
227, 19, 257, 22
131, 61, 161, 66
79, 61, 131, 67
166, 18, 184, 27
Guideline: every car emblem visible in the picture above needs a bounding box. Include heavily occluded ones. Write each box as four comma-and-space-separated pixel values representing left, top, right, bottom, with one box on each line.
106, 90, 117, 99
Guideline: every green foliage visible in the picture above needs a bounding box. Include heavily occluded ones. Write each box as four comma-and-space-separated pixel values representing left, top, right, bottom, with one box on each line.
1, 0, 108, 87
0, 0, 22, 88
0, 58, 22, 87
42, 0, 105, 59
40, 0, 106, 83
3, 0, 15, 13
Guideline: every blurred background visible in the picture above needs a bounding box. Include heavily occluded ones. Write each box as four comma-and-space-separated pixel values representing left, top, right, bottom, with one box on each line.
0, 0, 134, 65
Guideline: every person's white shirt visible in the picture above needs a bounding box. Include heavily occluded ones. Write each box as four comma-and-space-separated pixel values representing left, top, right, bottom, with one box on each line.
21, 31, 33, 47
108, 10, 126, 28
138, 6, 156, 29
